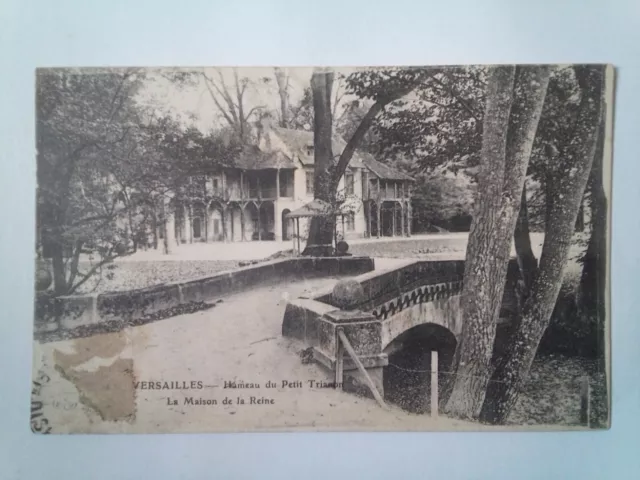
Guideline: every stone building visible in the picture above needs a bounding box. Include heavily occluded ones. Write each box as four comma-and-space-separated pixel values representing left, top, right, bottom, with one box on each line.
161, 123, 414, 248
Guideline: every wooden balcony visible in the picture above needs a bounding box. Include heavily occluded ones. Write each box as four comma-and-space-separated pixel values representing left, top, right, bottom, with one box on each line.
365, 181, 410, 201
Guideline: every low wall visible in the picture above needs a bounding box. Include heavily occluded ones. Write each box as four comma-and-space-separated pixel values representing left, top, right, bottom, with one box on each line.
34, 256, 374, 333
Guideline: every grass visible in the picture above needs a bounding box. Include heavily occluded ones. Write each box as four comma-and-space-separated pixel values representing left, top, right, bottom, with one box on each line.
75, 260, 239, 294
510, 354, 608, 427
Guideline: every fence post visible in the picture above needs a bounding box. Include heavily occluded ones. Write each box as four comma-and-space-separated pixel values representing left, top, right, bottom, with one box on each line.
335, 329, 344, 387
580, 375, 591, 427
431, 350, 439, 418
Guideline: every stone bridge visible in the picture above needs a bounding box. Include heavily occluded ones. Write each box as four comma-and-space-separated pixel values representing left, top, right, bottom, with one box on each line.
282, 258, 519, 399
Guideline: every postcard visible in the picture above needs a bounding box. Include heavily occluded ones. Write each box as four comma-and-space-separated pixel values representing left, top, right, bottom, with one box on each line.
32, 64, 613, 433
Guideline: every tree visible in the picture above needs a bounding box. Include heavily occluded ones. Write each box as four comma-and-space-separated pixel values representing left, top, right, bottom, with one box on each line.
576, 117, 607, 367
479, 65, 607, 424
303, 70, 336, 254
372, 66, 487, 174
287, 87, 314, 131
172, 68, 265, 141
273, 67, 291, 128
37, 68, 147, 295
36, 68, 237, 294
303, 67, 424, 253
444, 65, 551, 419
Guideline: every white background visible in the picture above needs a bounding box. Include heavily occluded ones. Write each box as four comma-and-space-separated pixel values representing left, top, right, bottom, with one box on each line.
1, 1, 639, 478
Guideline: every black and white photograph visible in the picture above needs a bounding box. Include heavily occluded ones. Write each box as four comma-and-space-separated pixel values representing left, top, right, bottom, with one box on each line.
32, 64, 613, 433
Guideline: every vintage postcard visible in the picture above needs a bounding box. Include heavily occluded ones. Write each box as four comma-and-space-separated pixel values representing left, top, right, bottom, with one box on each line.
32, 64, 613, 433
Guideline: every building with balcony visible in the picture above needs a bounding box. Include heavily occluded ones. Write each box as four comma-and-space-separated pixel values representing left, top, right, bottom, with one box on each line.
162, 123, 414, 246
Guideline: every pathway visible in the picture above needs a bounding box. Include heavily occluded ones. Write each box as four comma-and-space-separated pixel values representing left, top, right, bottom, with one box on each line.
115, 232, 470, 262
34, 260, 477, 433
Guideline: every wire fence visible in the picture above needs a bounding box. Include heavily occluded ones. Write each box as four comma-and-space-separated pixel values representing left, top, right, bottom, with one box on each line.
384, 354, 595, 426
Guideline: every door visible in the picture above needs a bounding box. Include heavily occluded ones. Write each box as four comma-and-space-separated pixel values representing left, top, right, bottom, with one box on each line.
282, 209, 291, 240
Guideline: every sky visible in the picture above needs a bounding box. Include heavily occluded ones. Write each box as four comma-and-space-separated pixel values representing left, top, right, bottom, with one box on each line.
136, 67, 358, 133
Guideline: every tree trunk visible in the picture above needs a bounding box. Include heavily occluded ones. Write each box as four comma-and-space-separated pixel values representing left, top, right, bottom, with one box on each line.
303, 70, 336, 256
303, 71, 416, 255
274, 68, 290, 128
162, 198, 172, 255
578, 117, 607, 317
152, 209, 158, 250
445, 65, 550, 419
51, 242, 68, 295
479, 65, 606, 424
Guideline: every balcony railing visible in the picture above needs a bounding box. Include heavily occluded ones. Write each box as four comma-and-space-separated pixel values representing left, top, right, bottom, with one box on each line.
202, 183, 292, 201
246, 187, 277, 200
367, 184, 408, 200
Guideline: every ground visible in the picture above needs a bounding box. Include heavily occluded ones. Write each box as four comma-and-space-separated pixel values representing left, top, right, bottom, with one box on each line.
33, 232, 602, 431
34, 273, 479, 433
74, 232, 554, 294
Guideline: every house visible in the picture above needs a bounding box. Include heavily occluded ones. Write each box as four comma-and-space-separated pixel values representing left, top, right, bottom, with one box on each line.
162, 121, 414, 247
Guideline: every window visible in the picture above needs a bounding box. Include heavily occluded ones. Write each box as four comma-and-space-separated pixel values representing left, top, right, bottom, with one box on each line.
345, 173, 354, 195
305, 144, 314, 156
279, 170, 294, 197
213, 219, 220, 235
305, 170, 314, 195
346, 213, 355, 231
213, 178, 219, 189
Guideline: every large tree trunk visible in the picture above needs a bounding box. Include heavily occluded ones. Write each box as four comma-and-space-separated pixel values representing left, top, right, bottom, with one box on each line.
303, 72, 416, 255
445, 66, 551, 419
578, 118, 607, 322
303, 70, 336, 256
479, 65, 607, 424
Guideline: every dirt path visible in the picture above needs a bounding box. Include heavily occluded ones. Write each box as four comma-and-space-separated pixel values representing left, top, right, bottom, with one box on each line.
35, 267, 485, 433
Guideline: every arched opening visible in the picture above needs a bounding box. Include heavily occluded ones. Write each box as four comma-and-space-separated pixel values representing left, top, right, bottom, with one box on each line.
192, 217, 202, 239
380, 201, 398, 237
383, 324, 457, 414
368, 201, 379, 237
209, 202, 224, 242
228, 203, 242, 241
191, 203, 206, 241
282, 209, 292, 241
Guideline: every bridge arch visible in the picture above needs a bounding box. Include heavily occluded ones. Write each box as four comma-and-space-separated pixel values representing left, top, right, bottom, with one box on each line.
379, 293, 463, 352
383, 323, 458, 414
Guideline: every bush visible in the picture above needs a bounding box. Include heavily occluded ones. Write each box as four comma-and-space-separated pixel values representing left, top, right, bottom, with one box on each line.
538, 285, 600, 357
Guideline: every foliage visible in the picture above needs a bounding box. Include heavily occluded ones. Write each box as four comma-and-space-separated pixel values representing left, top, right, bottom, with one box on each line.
361, 66, 487, 174
36, 69, 234, 295
166, 68, 266, 141
411, 171, 475, 232
37, 69, 146, 294
287, 87, 315, 131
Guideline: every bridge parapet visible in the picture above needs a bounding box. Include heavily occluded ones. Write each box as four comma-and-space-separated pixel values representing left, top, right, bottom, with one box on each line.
282, 258, 520, 401
372, 280, 464, 321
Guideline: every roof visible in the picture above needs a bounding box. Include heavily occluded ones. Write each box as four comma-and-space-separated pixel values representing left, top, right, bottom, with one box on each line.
361, 155, 415, 182
271, 127, 413, 181
232, 144, 297, 170
285, 199, 349, 219
270, 127, 365, 169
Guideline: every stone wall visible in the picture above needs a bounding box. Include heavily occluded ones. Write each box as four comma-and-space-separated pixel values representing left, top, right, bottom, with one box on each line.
34, 256, 374, 333
282, 257, 521, 374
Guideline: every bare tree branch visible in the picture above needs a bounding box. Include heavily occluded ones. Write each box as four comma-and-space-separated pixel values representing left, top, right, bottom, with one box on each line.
333, 85, 416, 186
201, 73, 236, 126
